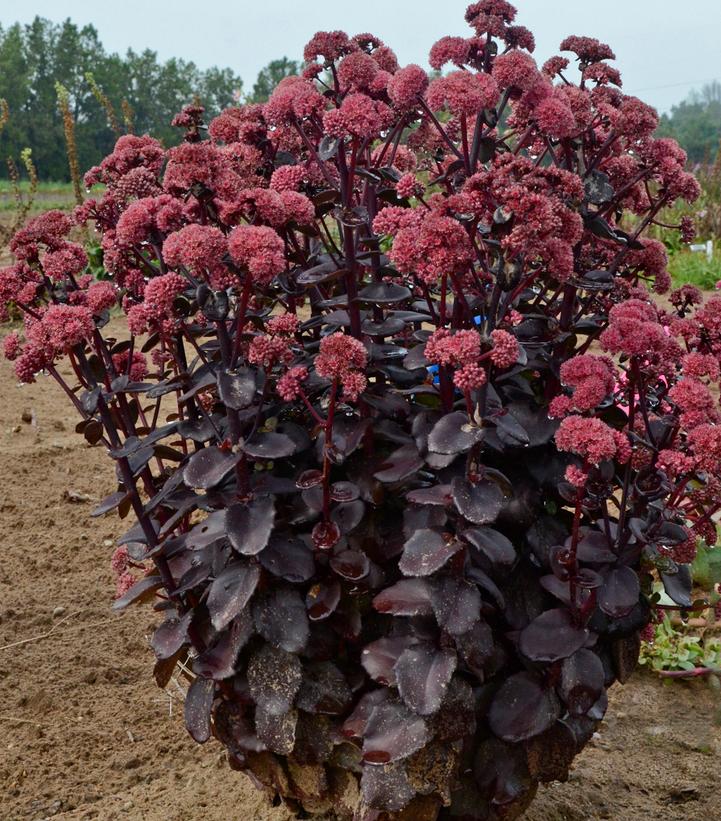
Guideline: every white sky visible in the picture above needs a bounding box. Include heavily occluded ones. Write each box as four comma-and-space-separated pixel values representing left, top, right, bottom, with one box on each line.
2, 0, 719, 113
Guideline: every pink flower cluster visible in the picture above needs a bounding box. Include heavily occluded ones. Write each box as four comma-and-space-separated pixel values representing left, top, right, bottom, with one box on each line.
550, 355, 615, 417
556, 415, 631, 466
426, 71, 499, 118
425, 328, 486, 392
126, 273, 186, 335
228, 225, 285, 285
163, 225, 230, 286
248, 314, 299, 368
315, 333, 368, 402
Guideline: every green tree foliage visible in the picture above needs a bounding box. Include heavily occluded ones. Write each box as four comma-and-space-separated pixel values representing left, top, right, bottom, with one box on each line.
658, 81, 721, 165
0, 17, 242, 180
247, 57, 300, 103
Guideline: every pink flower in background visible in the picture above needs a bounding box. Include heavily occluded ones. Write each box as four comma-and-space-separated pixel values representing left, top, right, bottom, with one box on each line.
3, 331, 20, 361
387, 64, 430, 109
556, 415, 630, 465
492, 50, 539, 91
425, 328, 481, 368
560, 35, 615, 63
41, 242, 88, 281
489, 330, 520, 369
277, 366, 309, 401
228, 225, 285, 284
112, 351, 149, 381
85, 282, 117, 315
163, 224, 229, 280
426, 71, 499, 117
429, 36, 472, 70
316, 333, 368, 380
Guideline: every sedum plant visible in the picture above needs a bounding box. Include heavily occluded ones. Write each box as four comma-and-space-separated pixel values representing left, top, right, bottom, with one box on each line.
0, 2, 717, 818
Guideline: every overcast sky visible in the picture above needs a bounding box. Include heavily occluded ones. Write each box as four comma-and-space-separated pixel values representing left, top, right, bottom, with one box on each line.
3, 0, 719, 113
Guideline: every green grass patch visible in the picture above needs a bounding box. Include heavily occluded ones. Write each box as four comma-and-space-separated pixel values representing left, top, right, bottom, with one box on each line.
0, 180, 77, 213
669, 248, 721, 290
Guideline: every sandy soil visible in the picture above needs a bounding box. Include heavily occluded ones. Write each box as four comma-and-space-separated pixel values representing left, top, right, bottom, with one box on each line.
1, 326, 720, 821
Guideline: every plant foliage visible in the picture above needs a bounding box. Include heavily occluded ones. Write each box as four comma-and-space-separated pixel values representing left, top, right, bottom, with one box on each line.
0, 2, 717, 818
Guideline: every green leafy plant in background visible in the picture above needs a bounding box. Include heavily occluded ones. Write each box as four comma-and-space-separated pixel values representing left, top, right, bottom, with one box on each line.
639, 616, 721, 674
641, 538, 721, 677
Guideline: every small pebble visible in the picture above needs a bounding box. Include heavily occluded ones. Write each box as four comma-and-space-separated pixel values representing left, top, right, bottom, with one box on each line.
52, 607, 66, 618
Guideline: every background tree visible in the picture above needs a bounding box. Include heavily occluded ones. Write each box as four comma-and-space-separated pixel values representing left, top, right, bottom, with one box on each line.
247, 57, 300, 103
659, 81, 721, 165
0, 16, 242, 180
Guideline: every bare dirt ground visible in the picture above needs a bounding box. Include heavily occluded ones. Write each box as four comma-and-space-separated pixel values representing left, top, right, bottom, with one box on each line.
1, 325, 720, 821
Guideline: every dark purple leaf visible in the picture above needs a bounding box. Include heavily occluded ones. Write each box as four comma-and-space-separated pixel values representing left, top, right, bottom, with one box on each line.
519, 608, 589, 662
362, 636, 418, 686
183, 447, 239, 490
91, 490, 129, 517
311, 520, 342, 550
488, 671, 561, 742
360, 762, 415, 812
151, 610, 192, 660
255, 707, 297, 755
306, 579, 342, 620
192, 611, 253, 680
466, 564, 505, 610
242, 432, 296, 459
598, 566, 640, 618
184, 676, 215, 743
575, 528, 617, 563
429, 676, 477, 743
473, 738, 532, 809
362, 700, 429, 764
559, 649, 605, 716
451, 477, 505, 525
112, 574, 162, 610
296, 469, 323, 489
217, 367, 256, 410
247, 644, 302, 715
253, 588, 310, 653
373, 579, 434, 616
357, 282, 412, 305
494, 411, 530, 447
342, 689, 390, 739
330, 481, 360, 502
431, 577, 481, 635
226, 496, 275, 556
405, 485, 452, 506
260, 535, 314, 583
330, 500, 365, 533
196, 284, 228, 320
330, 549, 370, 581
399, 529, 461, 577
455, 620, 494, 679
427, 412, 483, 455
297, 260, 342, 285
294, 713, 336, 765
296, 661, 352, 715
326, 416, 370, 461
213, 700, 265, 757
394, 645, 457, 716
373, 443, 424, 483
177, 415, 216, 443
661, 565, 693, 607
540, 574, 590, 609
207, 560, 260, 631
462, 527, 516, 573
184, 510, 226, 549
